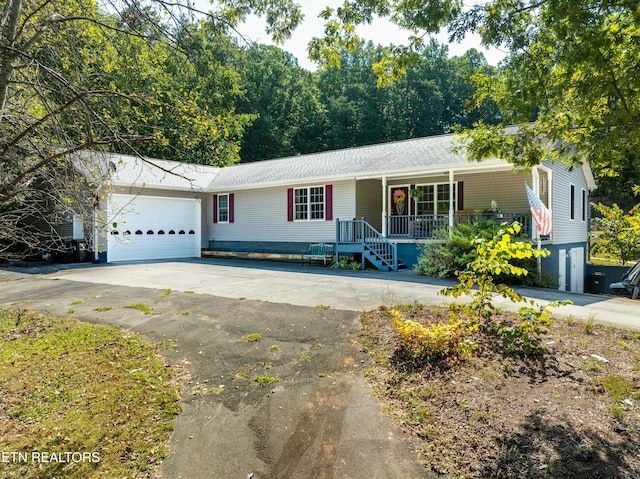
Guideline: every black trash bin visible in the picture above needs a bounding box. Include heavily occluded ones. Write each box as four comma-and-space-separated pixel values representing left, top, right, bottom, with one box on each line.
57, 240, 75, 264
589, 272, 606, 294
72, 239, 87, 263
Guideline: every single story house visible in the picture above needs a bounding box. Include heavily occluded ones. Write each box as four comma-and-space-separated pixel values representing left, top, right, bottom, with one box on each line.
79, 133, 596, 293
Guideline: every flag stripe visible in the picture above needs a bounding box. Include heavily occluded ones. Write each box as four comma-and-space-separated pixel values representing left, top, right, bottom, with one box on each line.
525, 183, 552, 236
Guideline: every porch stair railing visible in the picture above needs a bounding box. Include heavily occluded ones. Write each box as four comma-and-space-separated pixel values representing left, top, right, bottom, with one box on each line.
336, 218, 403, 272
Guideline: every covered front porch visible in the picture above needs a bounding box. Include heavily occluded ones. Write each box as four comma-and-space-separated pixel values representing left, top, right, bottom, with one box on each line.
336, 163, 551, 271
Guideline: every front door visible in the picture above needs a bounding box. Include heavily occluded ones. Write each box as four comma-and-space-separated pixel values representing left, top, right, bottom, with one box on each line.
389, 186, 409, 236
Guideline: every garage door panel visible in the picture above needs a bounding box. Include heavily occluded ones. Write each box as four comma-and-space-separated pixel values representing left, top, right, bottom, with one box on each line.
107, 194, 200, 262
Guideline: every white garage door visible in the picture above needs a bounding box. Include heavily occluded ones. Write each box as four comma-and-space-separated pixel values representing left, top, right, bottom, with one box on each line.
107, 194, 201, 262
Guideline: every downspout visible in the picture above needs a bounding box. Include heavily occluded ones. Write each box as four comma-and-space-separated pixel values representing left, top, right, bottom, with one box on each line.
382, 176, 387, 238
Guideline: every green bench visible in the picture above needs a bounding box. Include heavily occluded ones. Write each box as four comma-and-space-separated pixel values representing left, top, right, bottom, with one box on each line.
301, 243, 334, 266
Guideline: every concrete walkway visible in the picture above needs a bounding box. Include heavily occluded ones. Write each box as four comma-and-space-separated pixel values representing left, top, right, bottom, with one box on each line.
47, 258, 639, 329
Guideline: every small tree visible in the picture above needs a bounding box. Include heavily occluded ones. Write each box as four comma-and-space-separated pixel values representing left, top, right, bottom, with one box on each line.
441, 222, 567, 355
592, 203, 640, 265
442, 223, 547, 319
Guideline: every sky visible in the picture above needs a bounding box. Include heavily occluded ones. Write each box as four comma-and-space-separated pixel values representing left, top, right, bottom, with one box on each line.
192, 0, 507, 70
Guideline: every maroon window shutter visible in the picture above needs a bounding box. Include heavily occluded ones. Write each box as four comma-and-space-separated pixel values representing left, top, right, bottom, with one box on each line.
325, 185, 333, 221
229, 193, 234, 223
287, 188, 294, 222
212, 195, 218, 224
409, 184, 415, 215
457, 181, 464, 211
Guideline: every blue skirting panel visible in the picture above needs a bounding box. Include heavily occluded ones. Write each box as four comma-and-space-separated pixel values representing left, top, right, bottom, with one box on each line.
209, 240, 313, 255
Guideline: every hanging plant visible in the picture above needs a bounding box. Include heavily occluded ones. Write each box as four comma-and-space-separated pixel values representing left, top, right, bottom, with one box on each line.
409, 188, 423, 202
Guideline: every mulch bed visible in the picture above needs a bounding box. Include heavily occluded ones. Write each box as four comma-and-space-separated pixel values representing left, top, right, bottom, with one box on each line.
359, 305, 640, 478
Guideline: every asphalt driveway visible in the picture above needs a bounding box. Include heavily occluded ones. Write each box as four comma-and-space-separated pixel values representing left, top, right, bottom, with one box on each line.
0, 258, 637, 478
0, 264, 431, 479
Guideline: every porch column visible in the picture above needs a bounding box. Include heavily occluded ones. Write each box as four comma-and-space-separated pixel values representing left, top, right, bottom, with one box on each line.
381, 176, 387, 237
448, 169, 455, 230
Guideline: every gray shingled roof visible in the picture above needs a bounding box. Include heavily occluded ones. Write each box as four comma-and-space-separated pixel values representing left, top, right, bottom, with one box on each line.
77, 133, 514, 193
210, 134, 507, 191
76, 151, 219, 191
108, 154, 219, 191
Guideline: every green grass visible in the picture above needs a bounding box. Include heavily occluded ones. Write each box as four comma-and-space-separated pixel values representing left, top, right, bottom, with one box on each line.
0, 308, 180, 478
600, 375, 639, 402
94, 306, 113, 312
123, 303, 153, 314
253, 372, 280, 385
241, 333, 262, 343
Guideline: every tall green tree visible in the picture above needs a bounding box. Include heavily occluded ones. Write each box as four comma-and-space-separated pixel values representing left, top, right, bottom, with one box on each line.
317, 40, 499, 150
592, 203, 640, 265
317, 41, 390, 149
309, 1, 640, 193
233, 44, 326, 162
0, 0, 302, 259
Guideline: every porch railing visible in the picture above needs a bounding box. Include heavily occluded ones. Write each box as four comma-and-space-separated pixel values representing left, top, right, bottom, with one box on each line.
336, 218, 398, 271
386, 212, 532, 239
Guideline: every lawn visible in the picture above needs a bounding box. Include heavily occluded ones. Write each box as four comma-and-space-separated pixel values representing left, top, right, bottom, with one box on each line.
0, 308, 180, 478
360, 305, 640, 478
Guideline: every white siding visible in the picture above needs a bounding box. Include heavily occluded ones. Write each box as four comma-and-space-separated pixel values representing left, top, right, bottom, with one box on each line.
388, 170, 532, 213
356, 179, 382, 230
209, 180, 356, 243
456, 171, 532, 213
547, 161, 590, 245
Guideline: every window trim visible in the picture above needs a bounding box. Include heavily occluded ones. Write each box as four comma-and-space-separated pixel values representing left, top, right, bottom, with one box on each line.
217, 193, 230, 224
581, 188, 587, 222
213, 192, 234, 224
570, 184, 575, 221
413, 181, 458, 216
293, 185, 326, 221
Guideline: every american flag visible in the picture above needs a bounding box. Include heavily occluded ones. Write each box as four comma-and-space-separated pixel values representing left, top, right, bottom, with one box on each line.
525, 183, 552, 236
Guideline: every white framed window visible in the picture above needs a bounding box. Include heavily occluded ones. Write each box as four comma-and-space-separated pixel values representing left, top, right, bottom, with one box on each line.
217, 193, 229, 223
294, 186, 325, 221
414, 182, 457, 215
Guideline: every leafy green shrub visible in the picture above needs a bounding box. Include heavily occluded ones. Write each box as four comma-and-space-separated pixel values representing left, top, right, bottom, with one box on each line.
416, 220, 552, 287
414, 220, 504, 278
443, 223, 547, 319
334, 256, 362, 270
495, 302, 559, 355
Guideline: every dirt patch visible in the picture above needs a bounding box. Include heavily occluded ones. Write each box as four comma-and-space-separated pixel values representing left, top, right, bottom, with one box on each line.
360, 305, 640, 478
